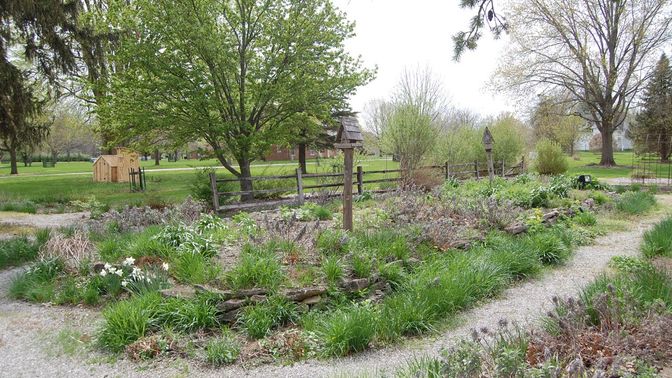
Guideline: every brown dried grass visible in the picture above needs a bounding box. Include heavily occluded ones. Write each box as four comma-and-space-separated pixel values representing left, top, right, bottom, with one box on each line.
39, 231, 97, 271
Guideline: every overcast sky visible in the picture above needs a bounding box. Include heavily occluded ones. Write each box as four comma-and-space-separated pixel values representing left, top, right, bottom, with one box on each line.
332, 0, 515, 121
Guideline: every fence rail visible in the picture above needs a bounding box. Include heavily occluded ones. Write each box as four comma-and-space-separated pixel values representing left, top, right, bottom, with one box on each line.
211, 158, 525, 212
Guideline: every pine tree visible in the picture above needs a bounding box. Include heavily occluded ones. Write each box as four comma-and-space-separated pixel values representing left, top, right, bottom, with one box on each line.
631, 54, 672, 162
0, 1, 79, 174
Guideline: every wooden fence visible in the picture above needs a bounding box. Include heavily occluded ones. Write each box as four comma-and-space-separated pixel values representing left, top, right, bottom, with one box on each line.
210, 158, 525, 212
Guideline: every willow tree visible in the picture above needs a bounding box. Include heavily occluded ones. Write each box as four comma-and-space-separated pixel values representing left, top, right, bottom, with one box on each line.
105, 0, 372, 200
496, 0, 672, 166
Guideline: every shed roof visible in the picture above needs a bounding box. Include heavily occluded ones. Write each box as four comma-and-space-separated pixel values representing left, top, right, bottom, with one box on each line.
94, 155, 121, 167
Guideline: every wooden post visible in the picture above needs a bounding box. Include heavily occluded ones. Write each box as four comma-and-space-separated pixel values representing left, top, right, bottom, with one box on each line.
501, 160, 505, 177
475, 161, 479, 179
356, 166, 364, 195
209, 172, 220, 211
296, 168, 305, 205
444, 161, 449, 179
487, 150, 494, 185
521, 155, 526, 172
343, 148, 354, 231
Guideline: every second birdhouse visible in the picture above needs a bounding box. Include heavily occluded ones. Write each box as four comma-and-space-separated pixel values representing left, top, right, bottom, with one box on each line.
335, 116, 364, 149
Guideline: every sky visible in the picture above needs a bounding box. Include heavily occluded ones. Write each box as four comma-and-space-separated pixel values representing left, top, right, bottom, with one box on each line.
332, 0, 515, 122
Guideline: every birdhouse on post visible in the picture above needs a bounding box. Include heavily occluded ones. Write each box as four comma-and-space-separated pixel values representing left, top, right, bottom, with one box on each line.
335, 117, 364, 231
482, 127, 495, 185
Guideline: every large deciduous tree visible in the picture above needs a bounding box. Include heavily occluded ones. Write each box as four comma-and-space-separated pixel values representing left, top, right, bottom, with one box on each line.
630, 54, 672, 161
105, 0, 372, 200
0, 0, 79, 174
497, 0, 672, 166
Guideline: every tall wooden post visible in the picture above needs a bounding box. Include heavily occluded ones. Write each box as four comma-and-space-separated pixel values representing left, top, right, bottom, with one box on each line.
209, 172, 220, 211
343, 148, 354, 231
482, 127, 495, 185
296, 168, 305, 205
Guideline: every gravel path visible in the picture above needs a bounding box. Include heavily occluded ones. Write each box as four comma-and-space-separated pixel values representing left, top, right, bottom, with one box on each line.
0, 212, 88, 229
0, 198, 669, 378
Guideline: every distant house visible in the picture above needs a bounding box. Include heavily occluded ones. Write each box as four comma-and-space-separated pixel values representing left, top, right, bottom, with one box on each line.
575, 121, 633, 152
92, 148, 140, 183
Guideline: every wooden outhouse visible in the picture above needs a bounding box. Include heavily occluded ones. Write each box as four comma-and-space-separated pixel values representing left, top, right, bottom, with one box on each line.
92, 148, 140, 183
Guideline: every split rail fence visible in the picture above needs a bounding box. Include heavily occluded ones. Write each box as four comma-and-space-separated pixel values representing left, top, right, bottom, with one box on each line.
210, 158, 525, 212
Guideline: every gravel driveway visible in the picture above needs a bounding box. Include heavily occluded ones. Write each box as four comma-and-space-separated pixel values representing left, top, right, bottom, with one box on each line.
0, 198, 669, 378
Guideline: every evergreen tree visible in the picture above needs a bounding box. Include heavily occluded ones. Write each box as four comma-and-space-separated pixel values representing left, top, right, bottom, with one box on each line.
0, 1, 79, 174
631, 54, 672, 162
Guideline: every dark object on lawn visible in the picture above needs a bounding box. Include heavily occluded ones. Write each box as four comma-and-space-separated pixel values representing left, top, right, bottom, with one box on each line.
577, 174, 592, 189
129, 168, 146, 192
42, 160, 56, 168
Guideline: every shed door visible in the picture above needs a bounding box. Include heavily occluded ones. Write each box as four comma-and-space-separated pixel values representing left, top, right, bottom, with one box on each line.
111, 167, 118, 182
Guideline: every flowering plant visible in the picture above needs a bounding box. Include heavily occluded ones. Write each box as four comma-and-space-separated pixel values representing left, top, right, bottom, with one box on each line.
98, 257, 170, 295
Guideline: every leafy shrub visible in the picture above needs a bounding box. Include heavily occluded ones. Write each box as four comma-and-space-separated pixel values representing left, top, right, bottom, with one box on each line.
280, 202, 333, 221
205, 332, 240, 366
153, 224, 218, 258
226, 244, 285, 290
588, 191, 610, 205
240, 296, 298, 339
314, 304, 377, 356
0, 237, 39, 269
533, 139, 568, 175
616, 191, 656, 215
98, 292, 162, 352
642, 216, 672, 258
609, 256, 652, 274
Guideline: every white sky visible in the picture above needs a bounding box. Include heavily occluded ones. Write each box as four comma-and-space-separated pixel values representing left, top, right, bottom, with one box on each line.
332, 0, 515, 121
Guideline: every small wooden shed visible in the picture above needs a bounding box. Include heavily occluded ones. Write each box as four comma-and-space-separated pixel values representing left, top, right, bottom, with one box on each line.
93, 148, 140, 183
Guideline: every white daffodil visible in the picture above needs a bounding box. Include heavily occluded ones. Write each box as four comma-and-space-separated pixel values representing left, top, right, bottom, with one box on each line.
121, 280, 128, 287
104, 263, 112, 270
162, 263, 170, 271
123, 257, 135, 266
99, 269, 107, 277
115, 269, 123, 276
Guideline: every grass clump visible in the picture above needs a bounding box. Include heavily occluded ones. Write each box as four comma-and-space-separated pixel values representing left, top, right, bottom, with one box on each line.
154, 295, 218, 332
98, 292, 162, 352
641, 216, 672, 258
9, 258, 63, 302
316, 229, 349, 255
573, 211, 597, 226
205, 331, 240, 366
616, 191, 656, 215
313, 304, 377, 356
240, 296, 298, 339
226, 244, 285, 290
322, 256, 344, 285
0, 200, 37, 214
171, 252, 220, 285
525, 231, 571, 265
0, 237, 40, 269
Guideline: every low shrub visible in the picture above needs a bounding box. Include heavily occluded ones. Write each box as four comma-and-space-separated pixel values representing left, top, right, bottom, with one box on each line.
98, 292, 162, 352
240, 296, 298, 339
205, 331, 240, 366
0, 237, 39, 269
616, 191, 656, 215
226, 244, 285, 290
641, 216, 672, 258
534, 139, 568, 175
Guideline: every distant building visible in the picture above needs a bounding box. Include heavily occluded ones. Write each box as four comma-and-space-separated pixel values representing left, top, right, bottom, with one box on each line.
575, 121, 633, 151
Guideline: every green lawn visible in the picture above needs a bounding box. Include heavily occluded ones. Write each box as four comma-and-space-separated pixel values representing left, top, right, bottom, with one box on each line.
566, 151, 634, 179
0, 157, 400, 208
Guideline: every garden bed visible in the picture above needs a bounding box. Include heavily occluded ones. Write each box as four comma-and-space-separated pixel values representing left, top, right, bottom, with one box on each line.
3, 174, 660, 367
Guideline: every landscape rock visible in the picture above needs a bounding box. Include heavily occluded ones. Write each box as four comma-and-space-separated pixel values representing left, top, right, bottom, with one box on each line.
542, 210, 560, 224
219, 308, 241, 324
193, 284, 233, 299
505, 222, 528, 235
217, 299, 245, 312
301, 295, 322, 306
283, 287, 327, 302
159, 286, 197, 299
340, 278, 369, 292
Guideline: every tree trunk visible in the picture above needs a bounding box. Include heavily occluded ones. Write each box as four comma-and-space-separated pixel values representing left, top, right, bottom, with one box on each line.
298, 143, 307, 174
238, 158, 254, 202
9, 148, 18, 175
154, 149, 160, 166
599, 129, 616, 166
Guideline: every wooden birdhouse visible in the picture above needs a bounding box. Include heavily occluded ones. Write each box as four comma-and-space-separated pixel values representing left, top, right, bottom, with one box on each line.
335, 116, 364, 149
482, 127, 495, 152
